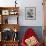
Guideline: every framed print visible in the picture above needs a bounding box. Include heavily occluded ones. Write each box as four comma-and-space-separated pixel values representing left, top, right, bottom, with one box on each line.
2, 10, 9, 15
25, 7, 36, 20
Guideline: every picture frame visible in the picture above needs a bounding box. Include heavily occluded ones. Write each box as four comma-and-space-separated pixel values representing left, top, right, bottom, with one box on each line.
25, 7, 36, 20
2, 10, 9, 15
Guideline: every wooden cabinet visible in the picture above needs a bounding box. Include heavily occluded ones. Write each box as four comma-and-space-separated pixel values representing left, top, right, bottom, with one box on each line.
0, 7, 20, 46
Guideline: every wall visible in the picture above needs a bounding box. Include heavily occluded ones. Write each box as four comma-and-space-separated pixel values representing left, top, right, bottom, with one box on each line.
18, 0, 44, 26
0, 0, 44, 26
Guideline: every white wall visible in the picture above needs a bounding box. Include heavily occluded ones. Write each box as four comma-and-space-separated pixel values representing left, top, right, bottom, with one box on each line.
0, 0, 44, 26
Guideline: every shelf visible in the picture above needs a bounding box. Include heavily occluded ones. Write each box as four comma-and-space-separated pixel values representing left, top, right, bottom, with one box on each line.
0, 24, 20, 32
2, 40, 19, 43
0, 7, 19, 9
0, 7, 19, 16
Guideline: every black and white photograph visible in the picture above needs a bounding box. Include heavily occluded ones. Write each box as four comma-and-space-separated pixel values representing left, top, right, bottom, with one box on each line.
25, 7, 36, 20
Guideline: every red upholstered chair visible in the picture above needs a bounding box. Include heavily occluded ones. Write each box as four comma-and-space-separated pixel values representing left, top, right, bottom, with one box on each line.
21, 28, 41, 46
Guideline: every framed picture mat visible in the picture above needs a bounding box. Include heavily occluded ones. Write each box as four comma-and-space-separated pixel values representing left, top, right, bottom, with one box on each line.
25, 7, 36, 20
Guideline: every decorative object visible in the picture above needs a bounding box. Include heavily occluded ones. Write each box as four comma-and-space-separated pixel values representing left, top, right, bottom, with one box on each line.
2, 28, 13, 41
13, 32, 18, 41
2, 10, 9, 15
15, 0, 17, 7
9, 10, 18, 15
25, 7, 36, 20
